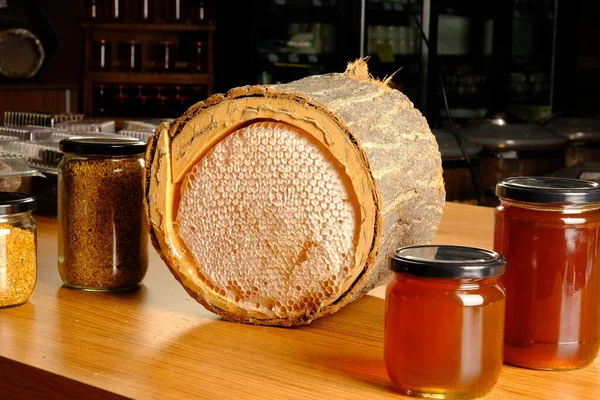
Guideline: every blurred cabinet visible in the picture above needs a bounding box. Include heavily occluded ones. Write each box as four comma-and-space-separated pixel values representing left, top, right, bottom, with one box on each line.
364, 0, 557, 123
364, 0, 424, 107
82, 2, 215, 120
247, 0, 360, 85
220, 0, 558, 124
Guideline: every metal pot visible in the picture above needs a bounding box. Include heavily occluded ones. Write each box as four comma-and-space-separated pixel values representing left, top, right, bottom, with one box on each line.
459, 119, 567, 206
545, 118, 600, 167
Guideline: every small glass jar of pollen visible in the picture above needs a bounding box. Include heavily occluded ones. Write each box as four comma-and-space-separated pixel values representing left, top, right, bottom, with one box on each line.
0, 193, 37, 308
58, 137, 148, 291
385, 245, 506, 399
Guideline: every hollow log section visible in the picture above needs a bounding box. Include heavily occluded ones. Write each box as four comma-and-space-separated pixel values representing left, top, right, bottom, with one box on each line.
144, 65, 445, 326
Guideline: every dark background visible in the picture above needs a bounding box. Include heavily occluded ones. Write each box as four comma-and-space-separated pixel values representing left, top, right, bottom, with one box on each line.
0, 0, 598, 123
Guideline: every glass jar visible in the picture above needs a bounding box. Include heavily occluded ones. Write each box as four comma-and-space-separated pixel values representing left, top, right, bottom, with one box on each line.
58, 137, 148, 291
120, 40, 142, 71
173, 94, 190, 116
189, 41, 207, 72
86, 0, 106, 20
386, 245, 506, 399
189, 0, 206, 22
494, 176, 600, 370
156, 41, 176, 71
134, 85, 154, 117
154, 86, 172, 117
113, 85, 131, 117
109, 0, 122, 19
166, 0, 187, 21
92, 84, 109, 116
140, 0, 155, 21
0, 193, 37, 308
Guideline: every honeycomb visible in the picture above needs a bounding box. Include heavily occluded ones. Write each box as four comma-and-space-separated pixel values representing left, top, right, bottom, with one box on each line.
176, 121, 357, 318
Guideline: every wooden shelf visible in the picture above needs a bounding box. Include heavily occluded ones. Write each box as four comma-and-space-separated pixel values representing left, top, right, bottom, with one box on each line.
83, 21, 215, 116
86, 71, 213, 85
82, 21, 216, 32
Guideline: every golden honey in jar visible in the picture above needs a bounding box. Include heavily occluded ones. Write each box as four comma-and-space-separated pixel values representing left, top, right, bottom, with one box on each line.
495, 177, 600, 370
386, 245, 506, 399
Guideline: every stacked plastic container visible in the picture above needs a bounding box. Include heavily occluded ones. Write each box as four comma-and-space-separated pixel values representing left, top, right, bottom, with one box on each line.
0, 112, 128, 216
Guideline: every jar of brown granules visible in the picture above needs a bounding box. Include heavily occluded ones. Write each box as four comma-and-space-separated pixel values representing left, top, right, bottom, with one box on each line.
0, 192, 37, 308
58, 137, 148, 291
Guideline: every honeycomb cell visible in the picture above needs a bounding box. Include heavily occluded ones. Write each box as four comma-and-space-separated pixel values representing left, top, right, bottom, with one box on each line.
177, 121, 357, 318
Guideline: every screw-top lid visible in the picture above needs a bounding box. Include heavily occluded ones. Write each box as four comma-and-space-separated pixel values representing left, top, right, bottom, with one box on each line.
0, 192, 37, 215
496, 176, 600, 204
390, 245, 506, 279
59, 137, 146, 156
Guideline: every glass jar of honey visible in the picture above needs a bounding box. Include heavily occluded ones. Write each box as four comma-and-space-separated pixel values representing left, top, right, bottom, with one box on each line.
495, 176, 600, 370
386, 245, 506, 399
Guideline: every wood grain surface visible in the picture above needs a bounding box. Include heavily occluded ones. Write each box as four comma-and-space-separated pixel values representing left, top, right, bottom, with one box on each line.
0, 203, 598, 399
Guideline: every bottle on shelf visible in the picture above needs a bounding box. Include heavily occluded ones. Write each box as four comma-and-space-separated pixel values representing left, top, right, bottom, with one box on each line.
114, 85, 131, 116
140, 0, 155, 21
173, 86, 191, 116
165, 0, 187, 22
92, 84, 109, 115
92, 39, 112, 70
157, 41, 177, 71
189, 41, 208, 72
109, 0, 122, 19
155, 86, 172, 117
86, 0, 106, 19
190, 0, 206, 22
119, 40, 142, 71
134, 85, 154, 117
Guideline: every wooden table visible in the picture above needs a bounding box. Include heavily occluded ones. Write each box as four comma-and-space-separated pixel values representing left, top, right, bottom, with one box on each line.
1, 203, 598, 399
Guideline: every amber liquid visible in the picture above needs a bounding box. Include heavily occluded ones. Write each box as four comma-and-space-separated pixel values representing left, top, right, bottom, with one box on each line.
494, 201, 600, 370
385, 275, 505, 399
